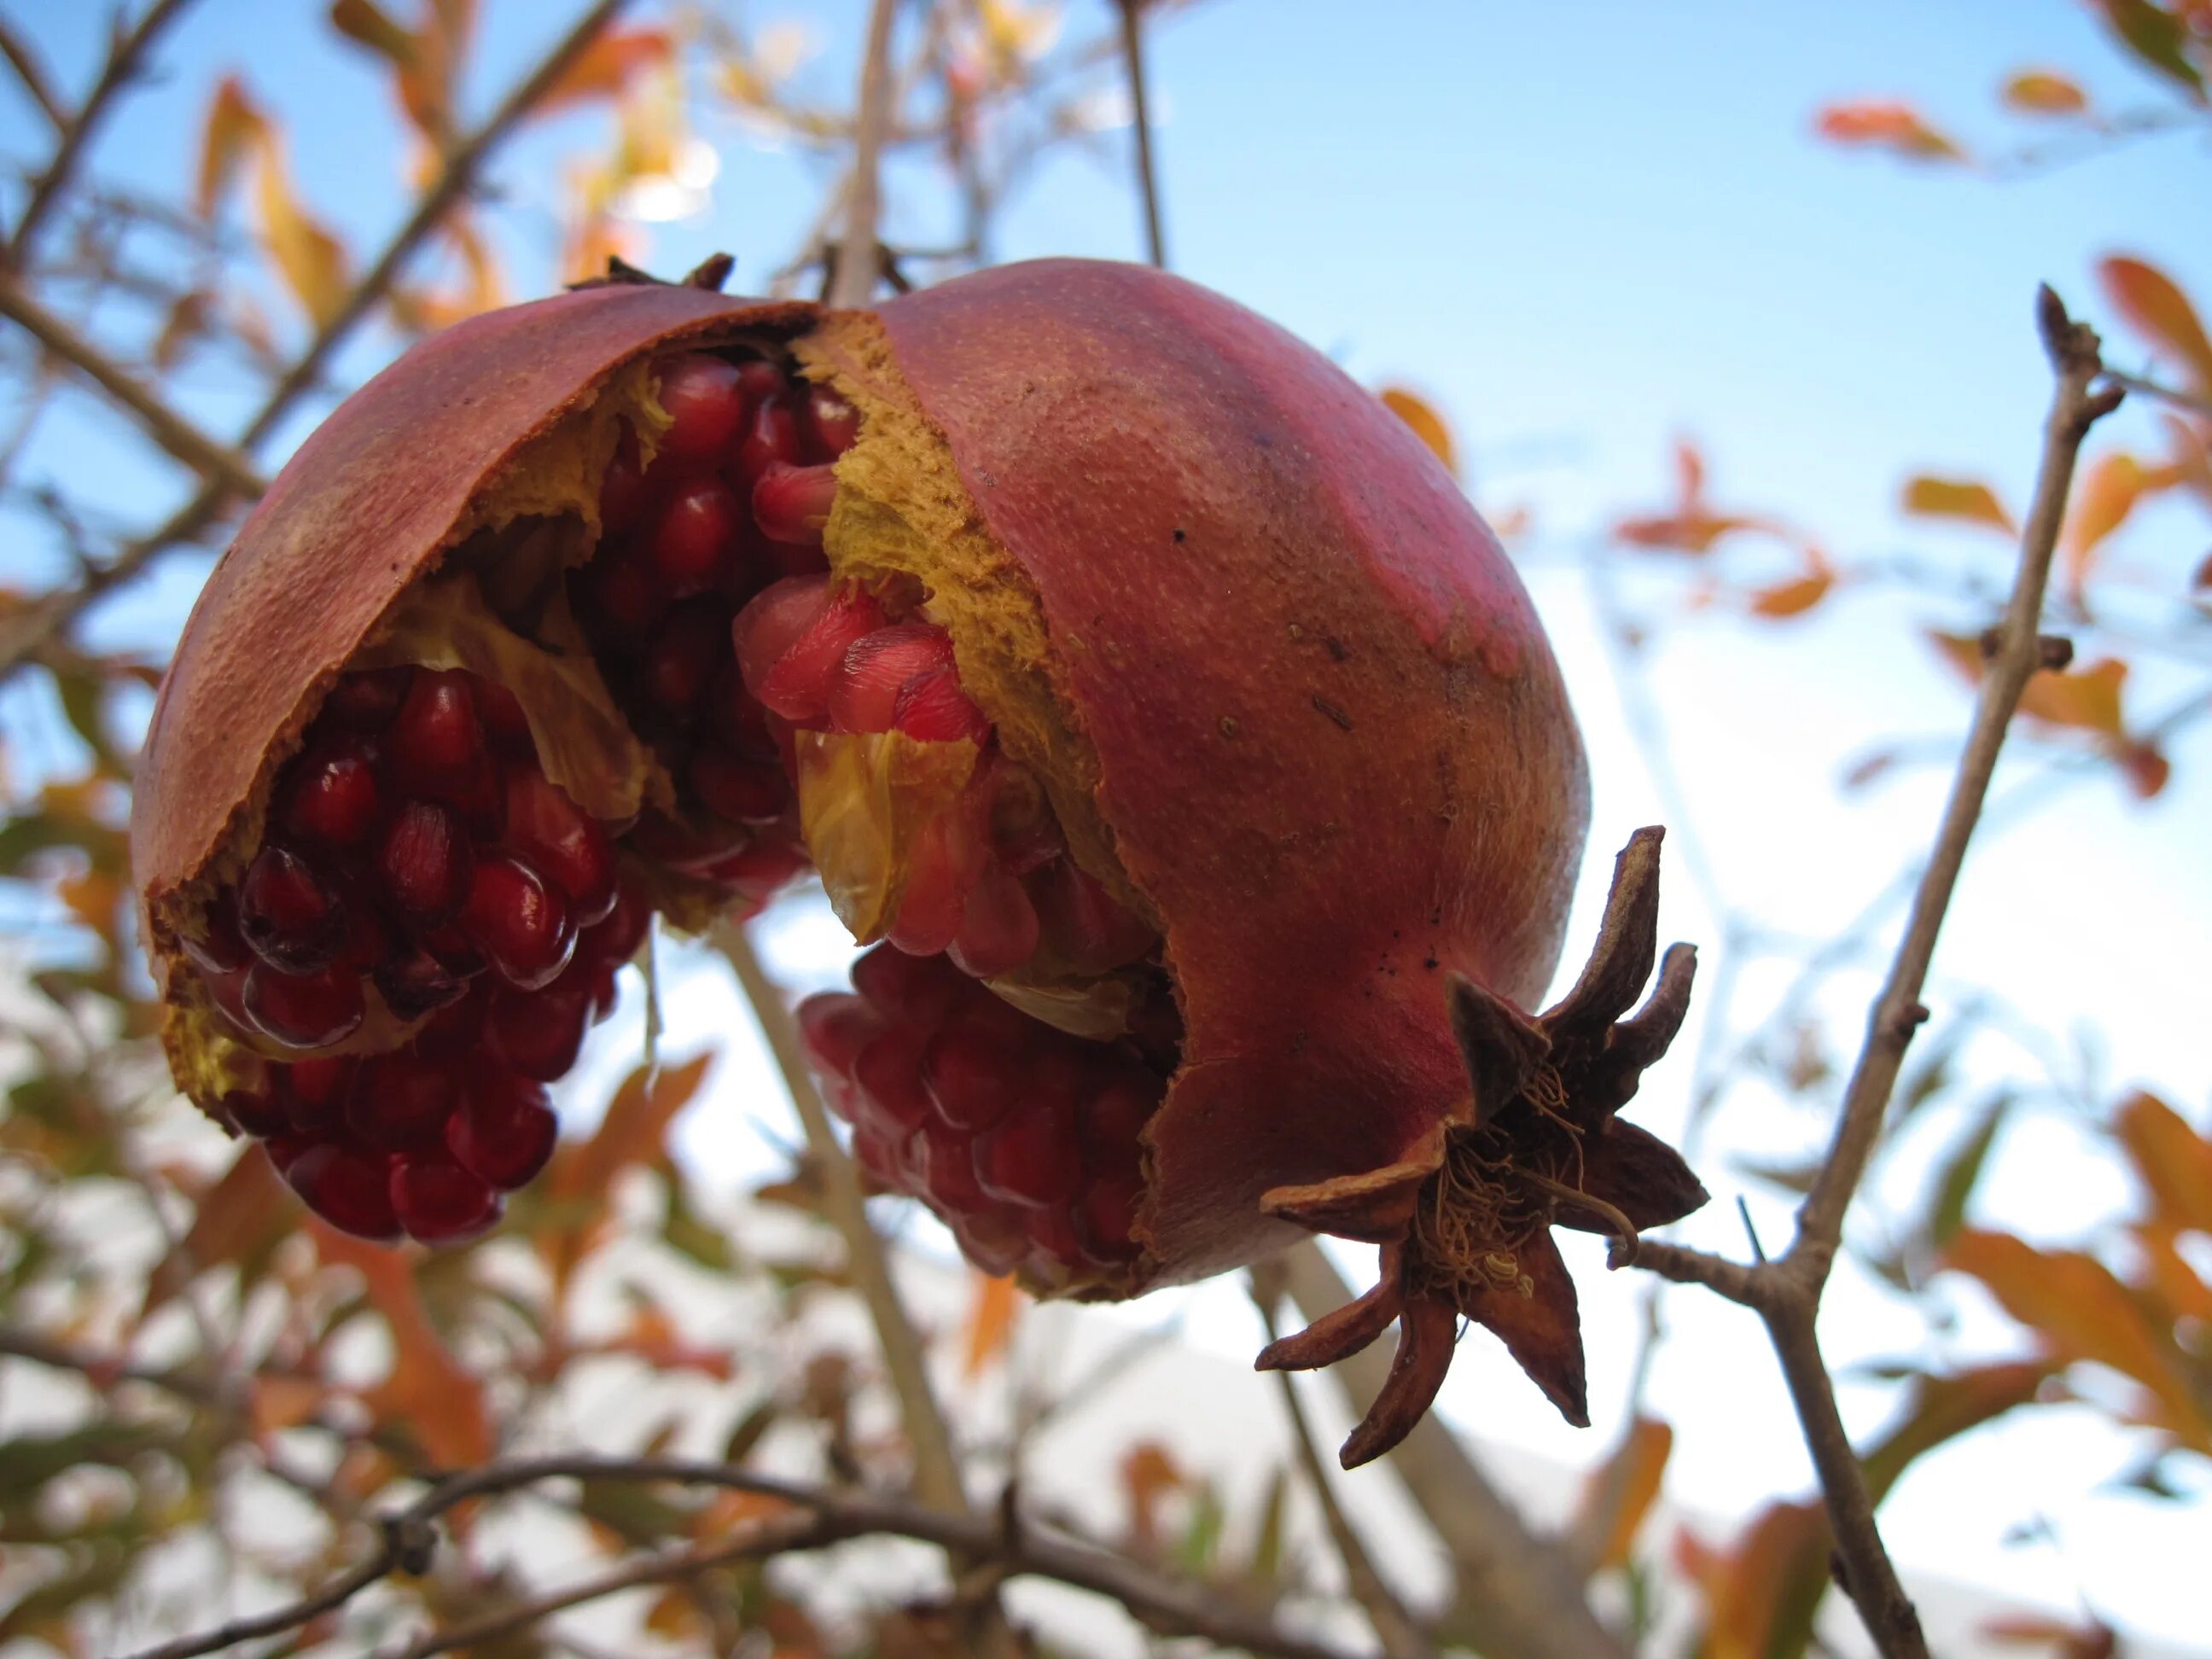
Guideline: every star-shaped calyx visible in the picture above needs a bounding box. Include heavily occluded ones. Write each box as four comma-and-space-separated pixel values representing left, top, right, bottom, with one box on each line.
1254, 827, 1706, 1468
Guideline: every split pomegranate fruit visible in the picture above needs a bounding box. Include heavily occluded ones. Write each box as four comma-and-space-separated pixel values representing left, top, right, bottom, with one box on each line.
133, 258, 1703, 1463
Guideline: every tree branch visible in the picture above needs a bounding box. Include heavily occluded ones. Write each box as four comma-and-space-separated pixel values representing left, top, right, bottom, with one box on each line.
1251, 1270, 1436, 1659
7, 0, 197, 264
828, 0, 899, 309
1278, 1241, 1629, 1659
1117, 0, 1167, 268
0, 275, 264, 494
714, 926, 966, 1516
126, 1453, 1368, 1659
0, 0, 629, 687
0, 18, 66, 134
1612, 285, 2122, 1659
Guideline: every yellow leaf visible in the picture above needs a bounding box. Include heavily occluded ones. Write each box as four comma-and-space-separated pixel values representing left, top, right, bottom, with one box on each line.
1377, 386, 1458, 479
2115, 1091, 2212, 1235
197, 76, 265, 218
1814, 101, 1966, 163
1928, 633, 2131, 736
963, 1270, 1021, 1377
2098, 254, 2212, 390
253, 127, 352, 326
1120, 1441, 1185, 1553
2000, 69, 2090, 116
1575, 1415, 1672, 1570
1947, 1229, 2210, 1452
1901, 474, 2017, 535
1674, 1501, 1827, 1659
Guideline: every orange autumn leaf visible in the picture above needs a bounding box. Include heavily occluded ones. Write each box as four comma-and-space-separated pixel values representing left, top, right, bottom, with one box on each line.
2064, 451, 2158, 597
1748, 554, 1834, 620
315, 1227, 493, 1467
2115, 1091, 2212, 1235
196, 76, 262, 218
2000, 69, 2091, 116
1575, 1414, 1673, 1570
1902, 474, 2017, 536
1946, 1229, 2210, 1452
1929, 633, 2131, 736
1814, 100, 1966, 163
141, 1144, 291, 1321
538, 27, 675, 114
2134, 1223, 2212, 1324
1615, 438, 1785, 555
963, 1269, 1021, 1377
1674, 1501, 1826, 1659
249, 1374, 329, 1437
2098, 254, 2212, 390
1120, 1441, 1186, 1554
1377, 385, 1459, 479
195, 74, 352, 323
550, 1051, 712, 1210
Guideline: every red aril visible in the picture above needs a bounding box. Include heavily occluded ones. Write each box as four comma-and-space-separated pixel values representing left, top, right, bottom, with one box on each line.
598, 428, 648, 533
476, 681, 533, 754
890, 668, 987, 742
752, 461, 838, 545
283, 1144, 399, 1241
390, 1155, 499, 1243
753, 587, 887, 725
486, 972, 591, 1081
504, 770, 618, 924
460, 855, 575, 991
948, 861, 1039, 979
348, 1050, 458, 1150
280, 1055, 356, 1132
377, 800, 472, 926
388, 669, 486, 788
827, 623, 956, 735
798, 384, 859, 458
220, 1086, 289, 1139
852, 1025, 934, 1136
244, 961, 364, 1050
852, 943, 964, 1031
731, 575, 830, 692
731, 388, 798, 485
649, 477, 743, 595
236, 845, 347, 975
640, 603, 726, 714
655, 353, 748, 462
445, 1067, 558, 1190
278, 740, 381, 848
975, 1102, 1083, 1209
688, 745, 789, 824
182, 889, 251, 976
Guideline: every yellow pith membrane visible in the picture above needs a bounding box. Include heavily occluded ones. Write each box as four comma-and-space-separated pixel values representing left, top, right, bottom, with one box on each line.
161, 320, 1178, 1283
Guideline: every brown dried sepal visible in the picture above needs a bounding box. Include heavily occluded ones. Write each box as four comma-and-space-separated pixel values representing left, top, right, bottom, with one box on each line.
1257, 827, 1707, 1469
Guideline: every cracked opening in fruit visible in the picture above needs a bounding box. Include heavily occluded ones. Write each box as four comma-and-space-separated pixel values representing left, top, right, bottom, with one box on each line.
170, 330, 1182, 1274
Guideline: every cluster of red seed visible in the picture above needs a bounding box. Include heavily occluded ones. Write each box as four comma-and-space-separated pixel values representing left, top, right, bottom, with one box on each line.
573, 350, 859, 907
800, 945, 1164, 1284
188, 663, 646, 1242
728, 579, 1155, 983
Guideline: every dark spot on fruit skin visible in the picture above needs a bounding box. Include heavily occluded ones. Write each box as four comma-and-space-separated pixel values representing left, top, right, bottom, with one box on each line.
1219, 716, 1239, 739
1313, 695, 1353, 731
1423, 956, 1440, 971
1324, 637, 1349, 662
1172, 527, 1186, 544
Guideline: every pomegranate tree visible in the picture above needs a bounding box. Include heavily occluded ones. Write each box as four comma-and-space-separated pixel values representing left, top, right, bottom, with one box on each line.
133, 258, 1703, 1464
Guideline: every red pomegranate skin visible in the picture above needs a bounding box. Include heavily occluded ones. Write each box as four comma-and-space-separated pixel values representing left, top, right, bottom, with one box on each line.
132, 284, 810, 974
852, 260, 1589, 1284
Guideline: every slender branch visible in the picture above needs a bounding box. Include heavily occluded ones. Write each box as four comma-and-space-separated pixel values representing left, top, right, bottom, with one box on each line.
1117, 0, 1167, 268
2100, 367, 2212, 421
8, 0, 197, 263
0, 0, 628, 687
828, 0, 899, 309
237, 0, 631, 450
714, 926, 965, 1515
0, 276, 264, 494
1796, 286, 2116, 1258
1278, 1241, 1629, 1659
1611, 286, 2122, 1659
378, 1514, 840, 1659
1250, 1271, 1436, 1659
0, 19, 66, 134
128, 1452, 1367, 1659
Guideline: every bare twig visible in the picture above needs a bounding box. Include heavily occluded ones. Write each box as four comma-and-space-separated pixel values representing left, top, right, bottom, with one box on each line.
1117, 0, 1167, 267
0, 19, 66, 133
1250, 1269, 1436, 1659
828, 0, 899, 309
128, 1452, 1366, 1659
8, 0, 197, 263
0, 0, 628, 688
2100, 367, 2212, 421
1278, 1242, 1630, 1659
714, 925, 965, 1516
1612, 287, 2122, 1659
238, 0, 632, 448
0, 276, 264, 494
378, 1513, 840, 1659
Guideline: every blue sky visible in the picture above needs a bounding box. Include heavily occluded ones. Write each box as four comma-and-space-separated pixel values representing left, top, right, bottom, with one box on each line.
4, 0, 2209, 1646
